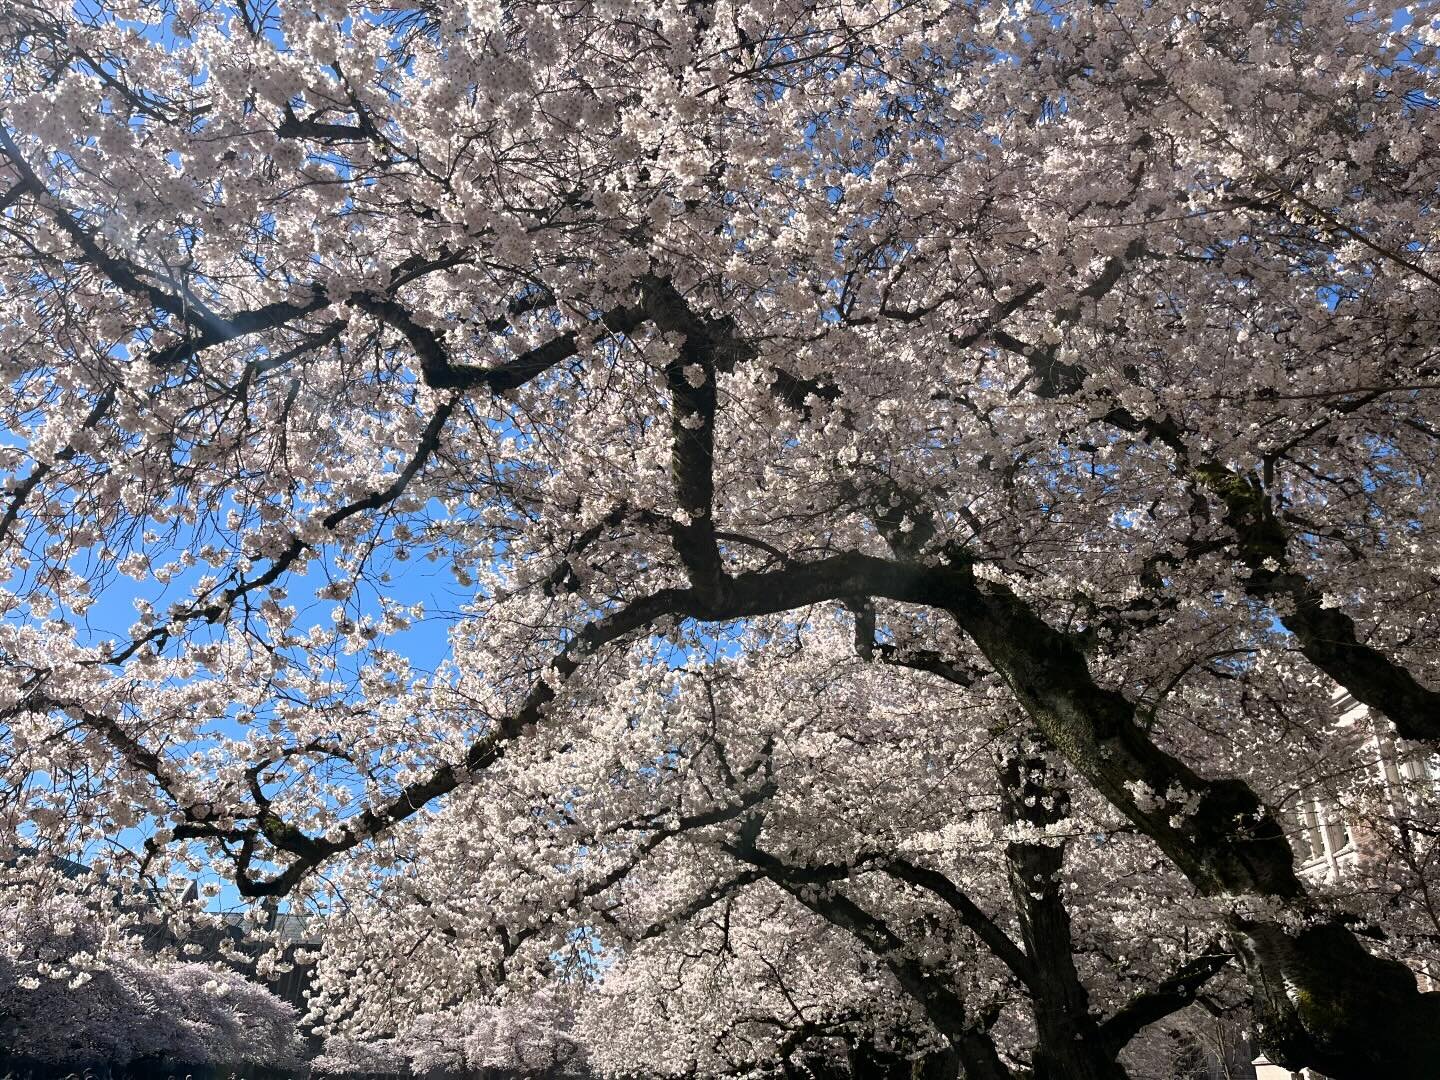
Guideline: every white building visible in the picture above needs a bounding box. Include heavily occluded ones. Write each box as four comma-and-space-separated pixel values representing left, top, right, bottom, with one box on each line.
1252, 693, 1439, 1080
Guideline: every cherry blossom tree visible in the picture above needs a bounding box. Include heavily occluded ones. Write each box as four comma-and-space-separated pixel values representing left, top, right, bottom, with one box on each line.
303, 632, 1245, 1080
0, 885, 302, 1069
314, 991, 588, 1077
1, 0, 1439, 1075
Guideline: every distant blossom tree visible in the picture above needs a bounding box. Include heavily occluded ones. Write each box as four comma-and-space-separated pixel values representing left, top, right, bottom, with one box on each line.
1, 0, 1438, 1076
315, 990, 588, 1077
0, 887, 303, 1069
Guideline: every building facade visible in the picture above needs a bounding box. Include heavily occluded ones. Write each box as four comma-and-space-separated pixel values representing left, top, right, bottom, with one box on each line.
1252, 693, 1440, 1080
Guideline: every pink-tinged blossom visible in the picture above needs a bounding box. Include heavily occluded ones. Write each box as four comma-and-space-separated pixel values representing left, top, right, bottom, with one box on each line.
1, 0, 1439, 1076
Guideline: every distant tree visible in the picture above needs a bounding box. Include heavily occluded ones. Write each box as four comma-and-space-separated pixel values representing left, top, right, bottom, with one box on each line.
306, 636, 1243, 1080
1, 0, 1439, 1075
0, 890, 302, 1069
315, 992, 587, 1077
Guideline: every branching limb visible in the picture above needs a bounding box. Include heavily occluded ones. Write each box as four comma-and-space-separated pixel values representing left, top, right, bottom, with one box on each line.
1098, 943, 1233, 1053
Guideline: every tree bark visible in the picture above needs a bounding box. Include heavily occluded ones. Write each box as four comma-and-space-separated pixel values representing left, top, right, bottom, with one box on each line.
928, 570, 1440, 1079
999, 745, 1131, 1080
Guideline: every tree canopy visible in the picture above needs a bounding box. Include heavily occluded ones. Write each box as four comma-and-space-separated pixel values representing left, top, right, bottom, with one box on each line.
0, 885, 302, 1070
1, 0, 1439, 1075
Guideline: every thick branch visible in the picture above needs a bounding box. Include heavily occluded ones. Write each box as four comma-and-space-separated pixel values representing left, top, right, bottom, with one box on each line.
881, 859, 1035, 990
999, 745, 1125, 1080
727, 841, 1014, 1080
1195, 463, 1440, 742
228, 585, 689, 895
1098, 945, 1233, 1053
642, 276, 732, 590
352, 291, 647, 393
989, 316, 1440, 745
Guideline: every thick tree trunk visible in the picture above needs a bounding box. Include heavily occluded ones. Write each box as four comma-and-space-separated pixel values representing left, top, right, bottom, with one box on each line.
1232, 918, 1440, 1077
918, 1047, 961, 1080
914, 568, 1440, 1079
1000, 746, 1131, 1080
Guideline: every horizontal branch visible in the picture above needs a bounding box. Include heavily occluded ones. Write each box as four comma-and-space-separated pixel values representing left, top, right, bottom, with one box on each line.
352, 291, 647, 393
1099, 944, 1232, 1052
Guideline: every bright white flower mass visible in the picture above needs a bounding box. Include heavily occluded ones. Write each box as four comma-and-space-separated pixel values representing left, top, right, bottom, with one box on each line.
0, 0, 1439, 1077
0, 888, 302, 1067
